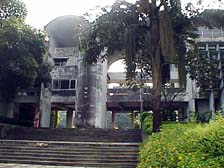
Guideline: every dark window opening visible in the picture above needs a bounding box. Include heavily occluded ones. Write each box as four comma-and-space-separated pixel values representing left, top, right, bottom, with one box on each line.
61, 80, 69, 89
53, 80, 60, 89
70, 80, 76, 89
52, 79, 76, 90
53, 58, 68, 66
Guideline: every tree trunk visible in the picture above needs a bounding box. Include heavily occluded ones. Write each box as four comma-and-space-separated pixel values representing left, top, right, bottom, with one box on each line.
152, 54, 162, 132
150, 1, 162, 132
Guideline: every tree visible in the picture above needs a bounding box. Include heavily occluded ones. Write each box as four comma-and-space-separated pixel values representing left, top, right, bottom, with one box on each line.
81, 0, 197, 132
161, 83, 186, 121
0, 0, 51, 101
0, 0, 27, 20
187, 9, 224, 93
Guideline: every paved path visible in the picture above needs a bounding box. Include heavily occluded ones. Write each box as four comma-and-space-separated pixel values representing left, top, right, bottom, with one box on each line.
0, 164, 96, 168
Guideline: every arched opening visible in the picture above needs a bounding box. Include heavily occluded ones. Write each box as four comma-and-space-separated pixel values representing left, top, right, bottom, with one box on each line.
107, 59, 126, 89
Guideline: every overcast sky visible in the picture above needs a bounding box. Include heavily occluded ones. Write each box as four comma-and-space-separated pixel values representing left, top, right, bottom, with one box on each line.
21, 0, 220, 29
20, 0, 221, 71
21, 0, 131, 29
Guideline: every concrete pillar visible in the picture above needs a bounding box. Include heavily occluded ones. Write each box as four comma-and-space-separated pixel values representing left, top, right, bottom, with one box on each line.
66, 109, 73, 128
131, 111, 135, 128
75, 55, 107, 128
209, 89, 215, 119
209, 89, 215, 112
39, 84, 51, 128
7, 102, 14, 118
112, 111, 116, 129
221, 88, 224, 115
186, 75, 196, 120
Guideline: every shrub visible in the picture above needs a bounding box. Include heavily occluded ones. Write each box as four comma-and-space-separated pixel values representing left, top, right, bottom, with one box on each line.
138, 118, 224, 168
141, 113, 153, 135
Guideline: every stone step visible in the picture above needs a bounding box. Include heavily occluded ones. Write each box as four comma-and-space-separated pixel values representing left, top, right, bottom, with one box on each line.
0, 149, 138, 156
0, 140, 139, 151
0, 140, 140, 168
0, 155, 138, 162
0, 146, 139, 153
0, 140, 140, 146
0, 159, 137, 168
0, 151, 138, 159
0, 148, 139, 156
0, 127, 141, 167
4, 128, 142, 142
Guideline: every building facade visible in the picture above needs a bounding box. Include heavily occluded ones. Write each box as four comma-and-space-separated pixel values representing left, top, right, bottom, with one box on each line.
0, 16, 224, 128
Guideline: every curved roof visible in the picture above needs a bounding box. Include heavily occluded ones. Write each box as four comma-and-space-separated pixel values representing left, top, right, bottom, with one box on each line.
45, 15, 88, 48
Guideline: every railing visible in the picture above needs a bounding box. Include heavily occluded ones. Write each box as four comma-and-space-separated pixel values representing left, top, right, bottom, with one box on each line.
17, 88, 40, 96
0, 116, 33, 127
51, 90, 76, 96
54, 47, 77, 58
52, 66, 78, 79
198, 28, 224, 39
107, 87, 186, 102
108, 87, 151, 95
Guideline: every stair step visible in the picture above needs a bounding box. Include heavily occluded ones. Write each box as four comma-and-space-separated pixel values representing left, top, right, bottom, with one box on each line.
0, 159, 137, 168
0, 151, 138, 159
0, 155, 138, 162
4, 128, 142, 142
0, 127, 141, 167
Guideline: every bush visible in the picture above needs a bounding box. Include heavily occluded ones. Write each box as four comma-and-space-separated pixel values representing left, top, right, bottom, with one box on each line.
141, 113, 153, 135
138, 117, 224, 168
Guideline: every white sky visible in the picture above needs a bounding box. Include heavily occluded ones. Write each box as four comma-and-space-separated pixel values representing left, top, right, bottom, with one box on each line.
22, 0, 135, 29
21, 0, 216, 29
21, 0, 220, 72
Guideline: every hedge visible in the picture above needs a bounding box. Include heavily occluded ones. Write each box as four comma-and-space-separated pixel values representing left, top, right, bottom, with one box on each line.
138, 117, 224, 168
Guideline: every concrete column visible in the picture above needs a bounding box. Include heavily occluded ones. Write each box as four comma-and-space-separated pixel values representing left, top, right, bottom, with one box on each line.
186, 75, 196, 120
7, 102, 14, 118
209, 89, 215, 119
221, 89, 224, 115
39, 84, 51, 128
75, 55, 107, 128
112, 111, 116, 129
209, 89, 215, 112
66, 109, 73, 128
131, 111, 135, 128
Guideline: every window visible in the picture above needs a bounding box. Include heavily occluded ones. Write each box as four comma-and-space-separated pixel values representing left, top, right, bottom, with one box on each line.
53, 58, 68, 66
61, 80, 69, 89
52, 79, 76, 90
52, 80, 60, 89
70, 80, 76, 89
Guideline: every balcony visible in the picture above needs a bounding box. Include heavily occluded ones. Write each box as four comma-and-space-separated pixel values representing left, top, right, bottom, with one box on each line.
52, 66, 78, 79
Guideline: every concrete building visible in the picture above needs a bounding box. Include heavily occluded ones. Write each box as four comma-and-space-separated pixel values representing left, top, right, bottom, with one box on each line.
0, 16, 224, 128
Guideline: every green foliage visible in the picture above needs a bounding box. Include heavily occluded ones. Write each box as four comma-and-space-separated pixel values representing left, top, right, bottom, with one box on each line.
194, 9, 224, 28
0, 0, 51, 101
186, 10, 224, 93
0, 18, 51, 100
57, 111, 67, 128
107, 112, 133, 129
82, 0, 195, 83
81, 1, 140, 64
186, 46, 220, 93
197, 111, 212, 123
0, 0, 27, 20
142, 113, 153, 135
138, 118, 224, 168
82, 0, 198, 132
50, 111, 61, 128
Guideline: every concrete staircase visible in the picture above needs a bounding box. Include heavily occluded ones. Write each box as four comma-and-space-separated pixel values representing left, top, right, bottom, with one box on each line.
3, 127, 142, 142
0, 127, 142, 167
